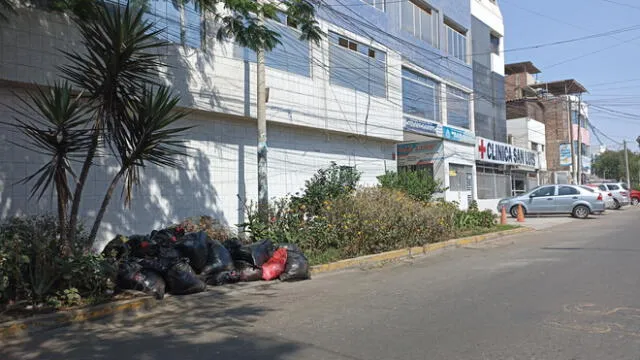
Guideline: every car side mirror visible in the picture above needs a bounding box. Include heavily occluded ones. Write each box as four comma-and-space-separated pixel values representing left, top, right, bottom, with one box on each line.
529, 194, 535, 198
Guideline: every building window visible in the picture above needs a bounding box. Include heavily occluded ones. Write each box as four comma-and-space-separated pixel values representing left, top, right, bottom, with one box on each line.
400, 0, 438, 47
445, 22, 466, 62
449, 164, 473, 191
446, 86, 470, 129
140, 0, 202, 48
329, 33, 387, 97
362, 0, 385, 11
233, 14, 311, 77
490, 33, 500, 55
402, 67, 440, 122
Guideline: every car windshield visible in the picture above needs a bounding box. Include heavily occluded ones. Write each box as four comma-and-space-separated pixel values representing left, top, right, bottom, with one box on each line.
621, 183, 629, 190
580, 186, 595, 193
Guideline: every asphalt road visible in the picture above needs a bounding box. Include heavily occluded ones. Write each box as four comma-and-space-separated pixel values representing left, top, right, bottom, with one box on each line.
3, 209, 640, 360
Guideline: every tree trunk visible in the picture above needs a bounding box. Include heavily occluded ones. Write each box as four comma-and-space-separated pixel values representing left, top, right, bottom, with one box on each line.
68, 128, 99, 242
88, 168, 125, 245
56, 176, 69, 255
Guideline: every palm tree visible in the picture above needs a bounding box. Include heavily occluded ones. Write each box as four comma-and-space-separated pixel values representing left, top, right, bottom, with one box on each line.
88, 86, 192, 242
60, 2, 169, 243
7, 82, 92, 243
0, 0, 15, 23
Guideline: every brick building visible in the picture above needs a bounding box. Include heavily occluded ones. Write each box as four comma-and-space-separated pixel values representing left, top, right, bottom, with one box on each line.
505, 62, 589, 184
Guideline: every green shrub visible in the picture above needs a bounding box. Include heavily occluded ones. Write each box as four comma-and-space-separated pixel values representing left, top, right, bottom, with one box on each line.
290, 162, 361, 216
454, 207, 496, 231
0, 215, 111, 309
377, 170, 445, 202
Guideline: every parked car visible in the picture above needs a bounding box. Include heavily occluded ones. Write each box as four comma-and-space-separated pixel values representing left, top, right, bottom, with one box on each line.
591, 182, 630, 209
583, 184, 616, 210
630, 188, 640, 206
497, 184, 605, 219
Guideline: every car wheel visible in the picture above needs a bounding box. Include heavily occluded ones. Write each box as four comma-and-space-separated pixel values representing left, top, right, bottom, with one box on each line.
573, 205, 590, 219
510, 205, 523, 219
632, 198, 639, 206
614, 199, 621, 210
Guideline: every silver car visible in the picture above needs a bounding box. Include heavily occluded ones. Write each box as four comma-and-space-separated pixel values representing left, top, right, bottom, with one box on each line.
497, 184, 606, 219
592, 183, 630, 209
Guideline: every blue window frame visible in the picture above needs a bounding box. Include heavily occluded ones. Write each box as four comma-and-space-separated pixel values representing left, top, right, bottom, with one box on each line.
402, 67, 439, 122
329, 32, 387, 97
233, 13, 311, 77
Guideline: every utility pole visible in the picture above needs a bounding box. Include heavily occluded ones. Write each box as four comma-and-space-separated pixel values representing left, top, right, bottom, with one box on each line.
624, 140, 631, 190
567, 96, 577, 184
577, 94, 583, 184
256, 10, 269, 223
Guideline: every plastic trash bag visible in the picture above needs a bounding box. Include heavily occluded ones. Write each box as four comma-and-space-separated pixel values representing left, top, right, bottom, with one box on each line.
277, 243, 302, 253
231, 239, 274, 267
116, 261, 166, 299
165, 259, 207, 295
279, 250, 310, 282
102, 235, 130, 260
262, 248, 288, 281
150, 228, 180, 246
140, 269, 166, 299
204, 270, 240, 286
127, 234, 157, 258
235, 260, 263, 282
200, 240, 234, 277
175, 231, 209, 273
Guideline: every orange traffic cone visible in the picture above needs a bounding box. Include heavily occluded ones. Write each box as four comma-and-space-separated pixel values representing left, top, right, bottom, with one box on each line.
500, 206, 507, 225
517, 204, 525, 223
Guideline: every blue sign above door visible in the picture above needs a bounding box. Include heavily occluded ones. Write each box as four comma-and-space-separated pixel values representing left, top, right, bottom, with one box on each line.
403, 117, 474, 145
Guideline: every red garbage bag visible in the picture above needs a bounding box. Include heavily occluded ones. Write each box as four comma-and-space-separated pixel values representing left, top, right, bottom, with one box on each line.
261, 248, 288, 281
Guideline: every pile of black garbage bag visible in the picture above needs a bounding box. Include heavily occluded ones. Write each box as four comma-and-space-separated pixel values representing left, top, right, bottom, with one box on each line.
102, 228, 310, 300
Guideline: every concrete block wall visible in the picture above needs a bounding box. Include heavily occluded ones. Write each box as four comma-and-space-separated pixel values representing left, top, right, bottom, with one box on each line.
0, 7, 399, 248
0, 88, 394, 247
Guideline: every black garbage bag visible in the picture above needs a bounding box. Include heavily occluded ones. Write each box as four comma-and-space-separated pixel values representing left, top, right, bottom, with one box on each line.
116, 261, 166, 299
229, 239, 274, 267
223, 238, 243, 253
150, 228, 179, 246
128, 234, 157, 258
201, 240, 235, 277
175, 231, 209, 273
165, 259, 206, 295
277, 243, 302, 253
235, 261, 263, 282
204, 270, 240, 286
279, 250, 310, 282
140, 269, 166, 299
102, 235, 130, 260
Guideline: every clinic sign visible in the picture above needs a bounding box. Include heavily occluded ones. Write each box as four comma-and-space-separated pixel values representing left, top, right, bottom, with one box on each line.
476, 137, 539, 169
403, 117, 475, 145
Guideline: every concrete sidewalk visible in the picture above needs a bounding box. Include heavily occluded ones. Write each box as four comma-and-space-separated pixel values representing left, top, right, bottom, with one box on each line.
506, 206, 637, 230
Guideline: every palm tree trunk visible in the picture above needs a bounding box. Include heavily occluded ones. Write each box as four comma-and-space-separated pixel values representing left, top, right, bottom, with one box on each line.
68, 128, 99, 242
55, 175, 69, 255
88, 168, 125, 245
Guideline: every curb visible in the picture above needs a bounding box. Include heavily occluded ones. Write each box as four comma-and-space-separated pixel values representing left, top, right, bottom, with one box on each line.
310, 227, 534, 275
0, 296, 159, 340
0, 227, 533, 340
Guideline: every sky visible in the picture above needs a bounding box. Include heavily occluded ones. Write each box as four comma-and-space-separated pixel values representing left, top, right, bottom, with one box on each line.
501, 0, 640, 152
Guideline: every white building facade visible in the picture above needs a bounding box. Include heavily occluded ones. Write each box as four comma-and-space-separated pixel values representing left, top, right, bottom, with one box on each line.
1, 0, 479, 246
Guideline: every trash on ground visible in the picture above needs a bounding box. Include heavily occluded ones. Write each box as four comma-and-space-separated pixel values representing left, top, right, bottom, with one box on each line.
279, 249, 310, 282
165, 258, 207, 295
111, 225, 310, 300
175, 231, 209, 273
262, 247, 288, 281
